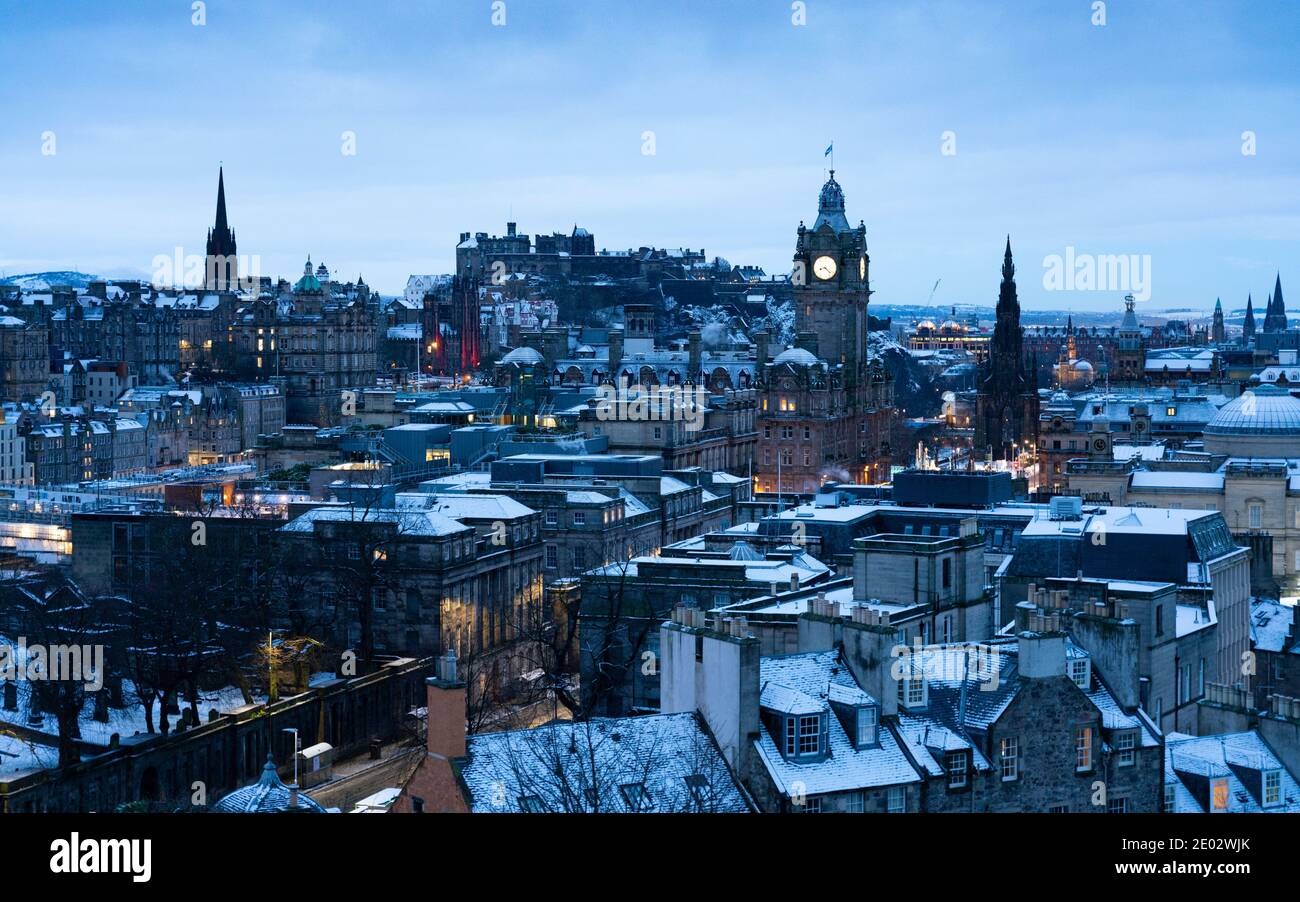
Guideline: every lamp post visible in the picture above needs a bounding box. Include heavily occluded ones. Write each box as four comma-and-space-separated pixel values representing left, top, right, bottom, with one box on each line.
282, 727, 301, 801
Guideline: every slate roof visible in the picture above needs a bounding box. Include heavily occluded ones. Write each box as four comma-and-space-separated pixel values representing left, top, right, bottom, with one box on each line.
1166, 731, 1300, 813
459, 712, 750, 813
754, 650, 921, 796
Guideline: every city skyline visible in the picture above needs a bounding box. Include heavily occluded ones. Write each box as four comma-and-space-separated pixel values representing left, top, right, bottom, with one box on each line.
0, 0, 1296, 309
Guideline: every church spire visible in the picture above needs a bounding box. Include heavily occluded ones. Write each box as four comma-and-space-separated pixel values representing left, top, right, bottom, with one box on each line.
204, 166, 237, 289
1243, 293, 1256, 341
215, 166, 229, 236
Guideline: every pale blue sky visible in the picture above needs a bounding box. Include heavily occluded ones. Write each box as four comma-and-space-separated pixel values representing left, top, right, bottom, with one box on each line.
0, 0, 1296, 312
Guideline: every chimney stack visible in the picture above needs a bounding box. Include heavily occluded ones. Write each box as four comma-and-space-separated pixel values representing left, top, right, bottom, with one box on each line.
425, 649, 467, 760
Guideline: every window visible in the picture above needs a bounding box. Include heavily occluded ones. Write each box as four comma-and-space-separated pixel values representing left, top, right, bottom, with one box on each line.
519, 795, 547, 813
572, 547, 586, 569
887, 786, 905, 813
800, 795, 822, 814
897, 677, 925, 708
372, 588, 386, 611
786, 715, 821, 756
1249, 503, 1263, 529
652, 426, 662, 440
1000, 737, 1019, 781
572, 511, 586, 526
843, 792, 865, 813
942, 558, 951, 589
1048, 804, 1069, 814
1264, 770, 1281, 807
1211, 778, 1229, 812
544, 544, 557, 569
1106, 797, 1128, 814
946, 751, 967, 788
1164, 783, 1177, 812
620, 782, 653, 812
685, 774, 710, 810
1069, 658, 1090, 690
1116, 731, 1136, 766
1155, 604, 1163, 636
856, 706, 878, 747
545, 509, 558, 526
1075, 726, 1092, 771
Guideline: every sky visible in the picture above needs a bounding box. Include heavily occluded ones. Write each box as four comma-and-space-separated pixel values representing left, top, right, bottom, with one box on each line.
0, 0, 1297, 313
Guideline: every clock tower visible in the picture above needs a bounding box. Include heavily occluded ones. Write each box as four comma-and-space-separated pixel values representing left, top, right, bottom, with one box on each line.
754, 169, 894, 494
792, 170, 870, 374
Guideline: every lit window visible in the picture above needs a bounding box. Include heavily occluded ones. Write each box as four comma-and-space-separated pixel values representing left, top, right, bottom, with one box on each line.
1075, 726, 1092, 771
1000, 737, 1018, 781
1211, 778, 1229, 812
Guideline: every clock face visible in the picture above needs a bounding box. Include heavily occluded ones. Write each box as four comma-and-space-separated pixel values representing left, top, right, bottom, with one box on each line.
1093, 439, 1107, 451
813, 255, 837, 280
859, 256, 866, 281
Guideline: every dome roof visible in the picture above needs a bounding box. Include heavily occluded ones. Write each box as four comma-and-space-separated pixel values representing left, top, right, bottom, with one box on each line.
1204, 387, 1300, 436
812, 171, 851, 232
916, 320, 937, 331
1072, 360, 1094, 372
772, 347, 821, 368
293, 273, 323, 294
213, 756, 326, 814
500, 347, 544, 366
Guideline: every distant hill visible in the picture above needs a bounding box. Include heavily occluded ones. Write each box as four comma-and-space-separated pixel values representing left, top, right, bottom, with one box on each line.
0, 271, 100, 291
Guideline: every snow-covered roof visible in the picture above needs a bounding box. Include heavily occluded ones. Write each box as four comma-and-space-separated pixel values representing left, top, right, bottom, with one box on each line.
1251, 599, 1298, 654
280, 506, 471, 537
459, 712, 750, 813
754, 650, 921, 795
1166, 731, 1300, 813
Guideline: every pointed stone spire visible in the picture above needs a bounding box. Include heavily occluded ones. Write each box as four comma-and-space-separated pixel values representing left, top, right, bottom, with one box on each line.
1243, 293, 1256, 341
214, 166, 229, 236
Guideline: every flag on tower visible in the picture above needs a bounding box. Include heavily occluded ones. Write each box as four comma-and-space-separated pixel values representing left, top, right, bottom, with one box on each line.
824, 143, 833, 157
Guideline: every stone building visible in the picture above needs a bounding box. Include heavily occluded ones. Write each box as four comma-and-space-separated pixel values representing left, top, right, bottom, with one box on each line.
0, 315, 49, 402
754, 170, 894, 493
221, 276, 377, 427
659, 598, 1163, 813
974, 239, 1039, 460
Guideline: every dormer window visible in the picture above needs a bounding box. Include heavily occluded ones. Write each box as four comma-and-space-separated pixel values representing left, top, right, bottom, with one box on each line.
620, 782, 654, 812
1264, 769, 1282, 807
897, 676, 927, 709
519, 795, 547, 813
946, 751, 968, 788
1069, 657, 1090, 690
1211, 777, 1229, 812
856, 705, 879, 748
785, 714, 822, 757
